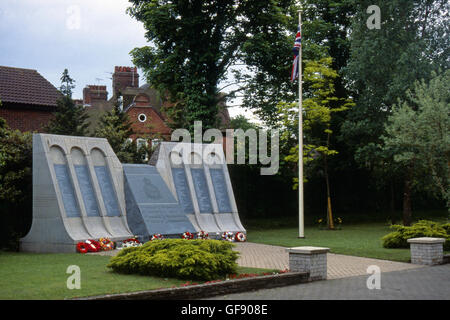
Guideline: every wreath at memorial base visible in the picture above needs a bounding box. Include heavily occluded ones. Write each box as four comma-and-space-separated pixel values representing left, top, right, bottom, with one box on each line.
99, 237, 115, 251
234, 232, 247, 242
221, 231, 234, 242
122, 237, 142, 248
197, 230, 209, 240
86, 239, 101, 252
181, 232, 194, 240
151, 234, 164, 241
76, 242, 89, 254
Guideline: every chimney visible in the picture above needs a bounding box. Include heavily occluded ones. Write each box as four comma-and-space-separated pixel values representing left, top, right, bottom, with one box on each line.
83, 85, 108, 105
112, 66, 139, 97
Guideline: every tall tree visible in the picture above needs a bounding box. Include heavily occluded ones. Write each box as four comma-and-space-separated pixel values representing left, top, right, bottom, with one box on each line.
240, 0, 357, 126
0, 119, 32, 250
341, 0, 449, 222
93, 97, 141, 163
127, 0, 294, 133
382, 70, 450, 218
277, 57, 353, 228
45, 69, 89, 136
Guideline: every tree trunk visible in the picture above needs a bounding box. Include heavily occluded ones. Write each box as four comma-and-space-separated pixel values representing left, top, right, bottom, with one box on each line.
324, 154, 334, 230
390, 181, 396, 225
402, 168, 413, 226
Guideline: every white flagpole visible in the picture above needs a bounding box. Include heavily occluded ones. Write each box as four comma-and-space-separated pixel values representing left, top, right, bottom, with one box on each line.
298, 9, 305, 238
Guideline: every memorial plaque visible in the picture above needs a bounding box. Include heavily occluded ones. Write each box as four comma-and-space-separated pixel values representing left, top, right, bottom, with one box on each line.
172, 168, 194, 214
191, 168, 213, 213
124, 164, 196, 237
210, 168, 232, 213
125, 173, 174, 204
74, 165, 100, 217
54, 164, 80, 218
94, 165, 120, 217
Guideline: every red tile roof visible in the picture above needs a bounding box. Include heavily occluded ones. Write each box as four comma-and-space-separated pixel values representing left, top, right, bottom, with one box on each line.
0, 66, 61, 107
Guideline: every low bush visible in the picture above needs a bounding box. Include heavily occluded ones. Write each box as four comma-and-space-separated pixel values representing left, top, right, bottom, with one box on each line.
382, 220, 450, 250
107, 239, 239, 281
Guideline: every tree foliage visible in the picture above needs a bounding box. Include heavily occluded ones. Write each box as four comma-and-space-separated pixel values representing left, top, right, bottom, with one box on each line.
45, 69, 89, 136
93, 97, 143, 163
342, 0, 449, 166
127, 0, 295, 132
382, 70, 450, 211
0, 121, 32, 204
277, 57, 353, 187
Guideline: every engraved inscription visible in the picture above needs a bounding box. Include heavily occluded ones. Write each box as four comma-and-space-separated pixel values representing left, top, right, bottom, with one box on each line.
94, 166, 120, 217
191, 168, 212, 213
74, 165, 100, 217
54, 164, 81, 217
210, 169, 232, 213
172, 168, 194, 214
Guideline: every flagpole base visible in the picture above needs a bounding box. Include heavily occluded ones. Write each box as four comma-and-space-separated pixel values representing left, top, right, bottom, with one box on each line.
297, 236, 306, 239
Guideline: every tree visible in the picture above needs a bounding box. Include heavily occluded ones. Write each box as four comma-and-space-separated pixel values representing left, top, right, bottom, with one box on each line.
341, 0, 449, 220
127, 0, 295, 133
277, 57, 353, 229
0, 118, 33, 250
93, 97, 139, 163
45, 69, 89, 136
382, 70, 450, 220
240, 0, 357, 127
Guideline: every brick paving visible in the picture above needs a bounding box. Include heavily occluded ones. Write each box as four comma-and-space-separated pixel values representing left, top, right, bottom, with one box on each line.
96, 242, 425, 280
234, 242, 424, 279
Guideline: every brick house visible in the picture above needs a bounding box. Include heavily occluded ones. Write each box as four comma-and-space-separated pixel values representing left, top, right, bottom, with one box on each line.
84, 66, 231, 150
0, 66, 61, 132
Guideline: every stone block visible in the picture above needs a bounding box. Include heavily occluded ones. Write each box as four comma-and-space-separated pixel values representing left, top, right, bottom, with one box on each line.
286, 246, 330, 281
407, 237, 445, 265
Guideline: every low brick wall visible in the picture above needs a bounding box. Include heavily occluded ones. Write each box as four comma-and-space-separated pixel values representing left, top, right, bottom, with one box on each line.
286, 246, 330, 281
407, 237, 445, 265
73, 271, 309, 300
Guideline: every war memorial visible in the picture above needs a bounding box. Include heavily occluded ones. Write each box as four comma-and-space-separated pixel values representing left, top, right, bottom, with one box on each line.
20, 134, 245, 252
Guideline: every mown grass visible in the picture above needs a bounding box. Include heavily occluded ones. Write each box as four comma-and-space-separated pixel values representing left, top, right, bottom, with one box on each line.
0, 251, 277, 300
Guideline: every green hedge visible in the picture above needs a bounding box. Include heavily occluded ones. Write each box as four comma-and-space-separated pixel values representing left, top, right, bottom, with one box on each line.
107, 239, 239, 281
382, 220, 450, 250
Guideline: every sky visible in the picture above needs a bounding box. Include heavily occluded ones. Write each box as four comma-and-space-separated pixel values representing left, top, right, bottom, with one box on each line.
0, 0, 252, 119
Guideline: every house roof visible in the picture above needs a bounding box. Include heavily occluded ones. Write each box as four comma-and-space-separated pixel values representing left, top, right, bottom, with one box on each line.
0, 66, 61, 107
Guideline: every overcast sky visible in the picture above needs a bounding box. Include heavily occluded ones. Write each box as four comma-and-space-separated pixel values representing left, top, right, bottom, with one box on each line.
0, 0, 251, 119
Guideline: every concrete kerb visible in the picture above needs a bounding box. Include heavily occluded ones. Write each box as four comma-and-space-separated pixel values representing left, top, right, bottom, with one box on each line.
70, 271, 309, 300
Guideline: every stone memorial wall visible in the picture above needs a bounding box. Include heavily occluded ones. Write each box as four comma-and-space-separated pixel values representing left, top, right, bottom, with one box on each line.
21, 135, 246, 252
20, 134, 133, 253
153, 142, 246, 237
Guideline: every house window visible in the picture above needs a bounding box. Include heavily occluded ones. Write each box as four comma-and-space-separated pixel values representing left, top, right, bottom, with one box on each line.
152, 139, 161, 147
136, 138, 149, 161
136, 138, 148, 149
138, 113, 147, 122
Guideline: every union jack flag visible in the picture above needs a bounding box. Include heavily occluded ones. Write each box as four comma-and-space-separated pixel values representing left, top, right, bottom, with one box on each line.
290, 25, 301, 82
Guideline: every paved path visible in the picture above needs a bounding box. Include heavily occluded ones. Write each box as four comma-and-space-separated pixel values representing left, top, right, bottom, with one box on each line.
205, 264, 450, 300
96, 242, 424, 280
234, 242, 424, 279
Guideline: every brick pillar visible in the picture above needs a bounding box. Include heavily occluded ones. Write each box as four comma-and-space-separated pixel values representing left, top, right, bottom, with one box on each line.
286, 246, 330, 281
407, 237, 445, 265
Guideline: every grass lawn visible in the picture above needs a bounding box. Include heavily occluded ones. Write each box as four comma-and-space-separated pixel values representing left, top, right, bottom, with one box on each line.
246, 221, 448, 263
0, 251, 277, 300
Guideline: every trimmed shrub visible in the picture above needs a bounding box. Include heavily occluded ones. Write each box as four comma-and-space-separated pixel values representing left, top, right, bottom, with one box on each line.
107, 239, 239, 281
382, 220, 450, 250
